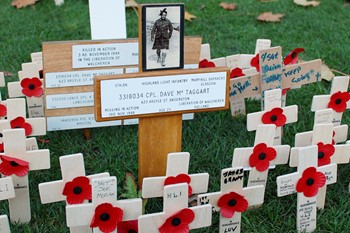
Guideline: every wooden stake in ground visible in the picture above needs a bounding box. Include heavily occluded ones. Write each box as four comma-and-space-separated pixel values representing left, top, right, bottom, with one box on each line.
289, 123, 349, 209
66, 176, 142, 233
139, 183, 212, 233
276, 145, 337, 232
247, 88, 298, 145
232, 124, 290, 194
311, 76, 350, 126
0, 129, 50, 223
197, 167, 264, 233
39, 153, 110, 233
0, 176, 15, 233
142, 152, 209, 198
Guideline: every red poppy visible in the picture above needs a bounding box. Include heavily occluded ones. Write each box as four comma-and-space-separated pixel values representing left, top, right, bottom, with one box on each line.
282, 88, 290, 96
317, 142, 335, 166
261, 107, 287, 127
296, 167, 326, 197
159, 208, 195, 233
117, 220, 138, 233
21, 77, 43, 97
164, 174, 192, 196
0, 104, 7, 117
332, 131, 335, 145
0, 143, 4, 153
327, 91, 350, 113
283, 48, 305, 65
62, 176, 92, 204
90, 203, 124, 233
199, 59, 216, 68
230, 68, 245, 79
10, 117, 33, 136
0, 155, 29, 177
217, 192, 248, 218
249, 143, 277, 172
250, 54, 260, 72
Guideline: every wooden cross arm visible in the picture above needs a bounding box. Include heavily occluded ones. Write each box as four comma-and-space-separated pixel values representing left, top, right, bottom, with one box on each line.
232, 148, 252, 167
0, 118, 46, 136
66, 203, 93, 227
189, 205, 212, 230
318, 163, 337, 185
26, 149, 50, 170
247, 105, 298, 131
0, 177, 15, 200
115, 198, 142, 221
276, 173, 299, 197
332, 144, 350, 164
273, 145, 290, 165
166, 152, 190, 176
7, 82, 22, 98
198, 191, 221, 212
289, 147, 302, 167
0, 215, 10, 233
243, 185, 265, 206
334, 125, 348, 143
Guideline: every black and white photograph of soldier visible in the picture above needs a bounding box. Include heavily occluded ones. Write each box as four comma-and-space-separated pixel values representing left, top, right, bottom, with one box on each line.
141, 4, 184, 71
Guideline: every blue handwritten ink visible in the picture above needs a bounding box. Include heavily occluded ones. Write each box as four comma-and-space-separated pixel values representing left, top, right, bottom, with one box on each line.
292, 72, 311, 83
283, 66, 301, 77
316, 72, 321, 81
263, 74, 282, 83
262, 64, 282, 73
261, 51, 279, 63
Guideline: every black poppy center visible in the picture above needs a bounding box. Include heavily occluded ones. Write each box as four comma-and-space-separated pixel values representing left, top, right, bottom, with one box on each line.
318, 151, 325, 159
100, 213, 110, 221
228, 199, 237, 207
10, 161, 19, 167
335, 98, 342, 105
171, 217, 181, 227
128, 230, 137, 233
259, 152, 267, 160
14, 126, 21, 128
28, 84, 35, 90
0, 133, 3, 137
270, 115, 277, 122
233, 75, 238, 79
73, 186, 82, 195
291, 52, 297, 59
306, 178, 314, 186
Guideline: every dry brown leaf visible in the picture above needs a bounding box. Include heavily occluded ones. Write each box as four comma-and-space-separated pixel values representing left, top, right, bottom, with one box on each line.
321, 62, 335, 81
257, 12, 284, 22
185, 11, 196, 21
125, 0, 138, 8
11, 0, 38, 8
219, 2, 237, 10
293, 0, 320, 7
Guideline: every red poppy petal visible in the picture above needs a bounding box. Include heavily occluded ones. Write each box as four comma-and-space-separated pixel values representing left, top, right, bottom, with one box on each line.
179, 208, 195, 224
176, 174, 191, 184
303, 186, 319, 198
318, 157, 331, 167
272, 108, 283, 115
31, 77, 42, 86
322, 144, 335, 157
0, 156, 29, 177
255, 160, 270, 172
20, 78, 31, 88
235, 197, 249, 213
264, 147, 277, 161
159, 208, 194, 233
313, 172, 326, 188
249, 152, 260, 168
0, 104, 7, 117
230, 68, 245, 79
220, 206, 235, 218
253, 143, 267, 152
199, 59, 215, 68
10, 116, 25, 128
262, 111, 273, 124
33, 87, 44, 97
23, 122, 33, 136
303, 167, 317, 177
117, 220, 138, 233
22, 88, 35, 97
1, 155, 29, 166
62, 176, 92, 204
250, 54, 260, 72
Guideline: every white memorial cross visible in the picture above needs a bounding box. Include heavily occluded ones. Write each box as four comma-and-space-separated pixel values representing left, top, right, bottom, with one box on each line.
8, 62, 44, 118
197, 167, 264, 233
66, 176, 142, 233
289, 123, 349, 209
295, 109, 348, 147
276, 145, 337, 232
311, 76, 350, 126
142, 152, 209, 198
0, 129, 50, 223
139, 183, 212, 233
0, 98, 46, 137
39, 153, 110, 233
247, 88, 298, 145
232, 124, 290, 192
0, 176, 15, 233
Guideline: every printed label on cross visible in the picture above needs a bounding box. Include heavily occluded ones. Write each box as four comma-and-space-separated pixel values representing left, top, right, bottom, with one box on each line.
141, 152, 209, 198
311, 76, 350, 126
0, 128, 50, 223
0, 98, 46, 137
290, 123, 348, 209
8, 62, 44, 118
247, 88, 298, 145
295, 109, 348, 146
197, 167, 264, 233
66, 176, 142, 233
232, 124, 290, 192
277, 145, 337, 232
139, 183, 212, 233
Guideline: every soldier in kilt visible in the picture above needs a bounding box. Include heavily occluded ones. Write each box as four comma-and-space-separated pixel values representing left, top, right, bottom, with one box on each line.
151, 8, 173, 66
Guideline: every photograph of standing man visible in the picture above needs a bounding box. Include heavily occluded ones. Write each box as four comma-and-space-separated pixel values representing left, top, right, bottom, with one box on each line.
151, 8, 173, 67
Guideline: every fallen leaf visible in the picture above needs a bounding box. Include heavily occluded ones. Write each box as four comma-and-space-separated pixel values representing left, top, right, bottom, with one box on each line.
185, 11, 196, 21
125, 0, 138, 8
219, 2, 237, 10
321, 62, 335, 81
257, 12, 284, 22
11, 0, 38, 8
293, 0, 320, 7
0, 71, 13, 76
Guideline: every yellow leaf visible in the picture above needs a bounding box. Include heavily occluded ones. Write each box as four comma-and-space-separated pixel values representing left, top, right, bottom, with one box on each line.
219, 2, 237, 10
11, 0, 38, 8
125, 0, 138, 8
257, 12, 284, 22
293, 0, 320, 7
321, 62, 335, 81
185, 11, 196, 21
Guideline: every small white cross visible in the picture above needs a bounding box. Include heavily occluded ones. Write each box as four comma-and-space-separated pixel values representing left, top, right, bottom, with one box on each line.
142, 152, 209, 198
311, 76, 350, 126
232, 124, 290, 194
197, 167, 264, 233
0, 129, 50, 223
139, 183, 212, 233
277, 145, 337, 232
66, 176, 142, 233
0, 176, 15, 233
247, 88, 298, 145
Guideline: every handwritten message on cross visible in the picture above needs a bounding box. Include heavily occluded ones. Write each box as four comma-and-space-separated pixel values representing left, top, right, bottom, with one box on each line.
197, 167, 264, 233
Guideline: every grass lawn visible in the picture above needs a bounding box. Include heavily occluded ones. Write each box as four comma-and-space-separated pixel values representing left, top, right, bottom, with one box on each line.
1, 0, 350, 232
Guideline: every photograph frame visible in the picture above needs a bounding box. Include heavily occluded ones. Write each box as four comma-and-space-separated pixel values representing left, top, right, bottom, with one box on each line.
139, 3, 185, 72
